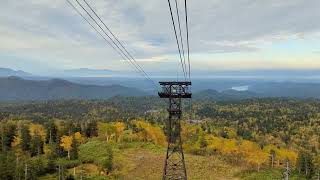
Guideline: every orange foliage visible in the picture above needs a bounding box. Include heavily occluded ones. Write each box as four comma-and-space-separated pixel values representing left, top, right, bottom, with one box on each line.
29, 124, 46, 141
132, 120, 166, 146
60, 135, 73, 159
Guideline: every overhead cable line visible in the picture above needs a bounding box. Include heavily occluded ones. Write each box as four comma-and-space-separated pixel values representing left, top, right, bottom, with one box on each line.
74, 0, 157, 88
81, 0, 157, 88
167, 0, 187, 80
184, 0, 193, 130
184, 0, 191, 81
174, 0, 187, 80
65, 0, 139, 76
66, 0, 158, 90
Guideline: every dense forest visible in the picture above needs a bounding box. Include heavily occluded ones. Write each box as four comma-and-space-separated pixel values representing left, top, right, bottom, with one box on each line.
0, 97, 319, 179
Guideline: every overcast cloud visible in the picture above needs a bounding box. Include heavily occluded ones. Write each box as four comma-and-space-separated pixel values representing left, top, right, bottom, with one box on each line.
0, 0, 320, 76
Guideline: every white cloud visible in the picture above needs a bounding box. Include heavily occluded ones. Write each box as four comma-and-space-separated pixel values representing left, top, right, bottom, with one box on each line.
0, 0, 320, 74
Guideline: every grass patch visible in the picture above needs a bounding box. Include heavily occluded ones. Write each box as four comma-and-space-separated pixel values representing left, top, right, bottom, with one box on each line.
79, 140, 112, 164
115, 141, 166, 154
78, 140, 241, 180
38, 174, 56, 180
43, 140, 303, 180
236, 169, 306, 180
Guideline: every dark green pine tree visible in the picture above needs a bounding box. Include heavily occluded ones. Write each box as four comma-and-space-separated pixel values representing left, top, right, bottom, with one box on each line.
297, 151, 315, 178
207, 126, 212, 134
54, 134, 67, 158
0, 126, 7, 152
91, 121, 98, 137
45, 121, 58, 144
297, 152, 306, 174
1, 123, 16, 152
0, 151, 16, 179
15, 158, 25, 180
31, 134, 44, 156
70, 136, 78, 160
305, 153, 314, 179
85, 121, 98, 137
46, 143, 58, 173
46, 155, 56, 174
65, 121, 75, 135
6, 124, 16, 148
21, 125, 31, 151
198, 132, 207, 149
74, 123, 82, 133
103, 145, 113, 173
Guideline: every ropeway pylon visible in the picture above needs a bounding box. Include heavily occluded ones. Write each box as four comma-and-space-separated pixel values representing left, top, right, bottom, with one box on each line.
159, 81, 191, 180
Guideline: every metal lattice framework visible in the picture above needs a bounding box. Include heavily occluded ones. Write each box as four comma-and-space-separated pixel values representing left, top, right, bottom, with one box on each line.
159, 81, 191, 180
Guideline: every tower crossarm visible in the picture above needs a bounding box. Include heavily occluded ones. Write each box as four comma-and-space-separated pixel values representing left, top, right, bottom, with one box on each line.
158, 81, 192, 98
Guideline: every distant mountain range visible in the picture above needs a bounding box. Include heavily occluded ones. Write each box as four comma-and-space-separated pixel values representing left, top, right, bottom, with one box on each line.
0, 76, 146, 101
59, 68, 115, 77
0, 67, 116, 77
0, 68, 32, 77
3, 67, 320, 101
0, 77, 259, 101
0, 75, 260, 101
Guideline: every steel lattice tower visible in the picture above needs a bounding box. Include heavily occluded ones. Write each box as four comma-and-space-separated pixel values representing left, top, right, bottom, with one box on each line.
159, 81, 192, 180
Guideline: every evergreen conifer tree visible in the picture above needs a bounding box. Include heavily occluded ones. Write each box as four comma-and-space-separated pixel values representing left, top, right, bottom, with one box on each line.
70, 135, 78, 160
21, 125, 31, 151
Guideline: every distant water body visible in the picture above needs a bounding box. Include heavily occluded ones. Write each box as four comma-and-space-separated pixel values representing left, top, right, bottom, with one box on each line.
231, 85, 249, 91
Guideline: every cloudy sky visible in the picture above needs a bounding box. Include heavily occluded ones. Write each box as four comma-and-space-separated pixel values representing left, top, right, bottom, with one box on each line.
0, 0, 320, 77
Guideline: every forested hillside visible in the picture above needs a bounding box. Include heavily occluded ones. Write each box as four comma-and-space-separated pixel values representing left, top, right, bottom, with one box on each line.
0, 77, 146, 101
0, 97, 319, 179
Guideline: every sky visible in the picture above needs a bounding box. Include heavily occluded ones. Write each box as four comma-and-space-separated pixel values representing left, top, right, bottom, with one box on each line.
0, 0, 320, 77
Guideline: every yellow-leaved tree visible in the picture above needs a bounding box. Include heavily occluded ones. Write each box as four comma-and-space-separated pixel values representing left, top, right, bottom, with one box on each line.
132, 120, 166, 146
206, 135, 223, 153
263, 144, 298, 167
11, 136, 21, 148
240, 140, 268, 171
248, 150, 269, 171
97, 122, 116, 142
29, 124, 46, 141
60, 135, 73, 159
277, 148, 298, 167
114, 122, 125, 142
263, 144, 278, 167
74, 132, 83, 144
11, 135, 24, 161
221, 138, 238, 155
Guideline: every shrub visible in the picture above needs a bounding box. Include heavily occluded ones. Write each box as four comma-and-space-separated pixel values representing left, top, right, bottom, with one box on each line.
79, 140, 113, 171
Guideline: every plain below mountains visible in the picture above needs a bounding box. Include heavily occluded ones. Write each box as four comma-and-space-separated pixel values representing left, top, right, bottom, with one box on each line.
194, 82, 320, 101
249, 82, 320, 99
193, 89, 258, 101
0, 77, 146, 101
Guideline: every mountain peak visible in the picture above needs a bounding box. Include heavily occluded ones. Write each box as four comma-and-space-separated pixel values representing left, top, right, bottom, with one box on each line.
0, 67, 32, 77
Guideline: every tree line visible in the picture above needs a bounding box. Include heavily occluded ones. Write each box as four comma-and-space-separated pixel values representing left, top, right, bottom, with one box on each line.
1, 98, 320, 179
